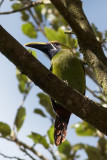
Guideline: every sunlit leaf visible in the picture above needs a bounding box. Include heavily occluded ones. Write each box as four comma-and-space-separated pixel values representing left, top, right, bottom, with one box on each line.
72, 121, 97, 136
37, 93, 55, 118
15, 107, 26, 131
27, 49, 37, 58
0, 122, 11, 137
47, 125, 54, 144
34, 108, 46, 117
22, 22, 37, 38
45, 27, 68, 44
28, 132, 49, 148
16, 69, 28, 83
31, 50, 37, 58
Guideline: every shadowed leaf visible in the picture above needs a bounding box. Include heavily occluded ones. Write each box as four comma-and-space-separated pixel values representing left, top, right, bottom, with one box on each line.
28, 132, 49, 149
12, 3, 22, 10
15, 107, 26, 132
34, 108, 46, 117
47, 125, 54, 144
0, 122, 11, 137
37, 93, 55, 118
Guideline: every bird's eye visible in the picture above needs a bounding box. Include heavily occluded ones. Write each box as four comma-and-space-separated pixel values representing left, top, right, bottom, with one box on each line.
54, 43, 59, 46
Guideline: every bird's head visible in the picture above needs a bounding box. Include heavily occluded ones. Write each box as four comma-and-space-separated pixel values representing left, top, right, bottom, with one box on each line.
25, 41, 70, 59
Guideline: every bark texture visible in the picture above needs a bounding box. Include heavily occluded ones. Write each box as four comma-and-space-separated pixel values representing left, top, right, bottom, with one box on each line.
0, 25, 107, 135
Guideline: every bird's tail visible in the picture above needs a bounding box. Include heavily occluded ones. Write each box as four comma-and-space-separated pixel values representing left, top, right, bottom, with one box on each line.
51, 98, 71, 146
54, 113, 70, 146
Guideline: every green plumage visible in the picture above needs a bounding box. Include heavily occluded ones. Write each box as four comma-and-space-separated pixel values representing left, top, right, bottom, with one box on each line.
51, 49, 85, 94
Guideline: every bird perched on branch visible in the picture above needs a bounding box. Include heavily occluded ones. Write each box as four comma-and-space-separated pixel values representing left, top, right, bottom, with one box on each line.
25, 41, 86, 146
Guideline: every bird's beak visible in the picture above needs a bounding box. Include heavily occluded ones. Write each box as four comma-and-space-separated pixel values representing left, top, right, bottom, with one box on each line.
25, 42, 47, 50
25, 42, 52, 59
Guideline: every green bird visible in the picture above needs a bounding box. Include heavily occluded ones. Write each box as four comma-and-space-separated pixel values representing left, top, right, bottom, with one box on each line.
25, 41, 86, 146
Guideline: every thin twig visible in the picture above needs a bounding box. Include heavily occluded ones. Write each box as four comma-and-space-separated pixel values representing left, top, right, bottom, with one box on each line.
48, 148, 57, 160
0, 0, 48, 15
0, 152, 25, 160
0, 136, 48, 160
0, 0, 4, 7
85, 67, 99, 85
20, 148, 36, 160
28, 8, 45, 35
64, 30, 74, 34
86, 86, 107, 104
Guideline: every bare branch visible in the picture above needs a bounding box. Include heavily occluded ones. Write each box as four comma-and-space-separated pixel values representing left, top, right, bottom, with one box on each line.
0, 136, 48, 160
0, 0, 50, 15
20, 148, 36, 160
0, 152, 25, 160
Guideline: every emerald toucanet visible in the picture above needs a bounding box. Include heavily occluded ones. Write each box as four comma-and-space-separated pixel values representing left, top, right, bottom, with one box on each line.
25, 41, 86, 146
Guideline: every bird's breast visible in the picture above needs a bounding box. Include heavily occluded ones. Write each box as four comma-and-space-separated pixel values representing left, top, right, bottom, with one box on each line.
51, 52, 85, 94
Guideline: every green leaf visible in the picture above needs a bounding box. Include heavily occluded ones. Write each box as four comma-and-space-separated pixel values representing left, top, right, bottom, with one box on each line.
31, 50, 37, 58
37, 93, 55, 118
15, 107, 26, 132
73, 143, 102, 160
58, 140, 71, 155
21, 11, 29, 21
34, 108, 46, 117
34, 5, 44, 22
45, 27, 67, 44
28, 132, 49, 149
69, 38, 78, 49
22, 22, 37, 38
72, 143, 85, 153
16, 69, 31, 94
85, 146, 102, 160
12, 3, 22, 10
18, 81, 26, 93
16, 69, 28, 83
72, 121, 96, 136
0, 122, 11, 137
27, 49, 37, 58
47, 125, 54, 144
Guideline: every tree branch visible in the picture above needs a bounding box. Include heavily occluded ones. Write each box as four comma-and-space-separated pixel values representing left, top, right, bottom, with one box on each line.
0, 152, 25, 160
20, 148, 36, 160
0, 0, 50, 15
50, 0, 107, 96
0, 25, 107, 135
0, 136, 48, 160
